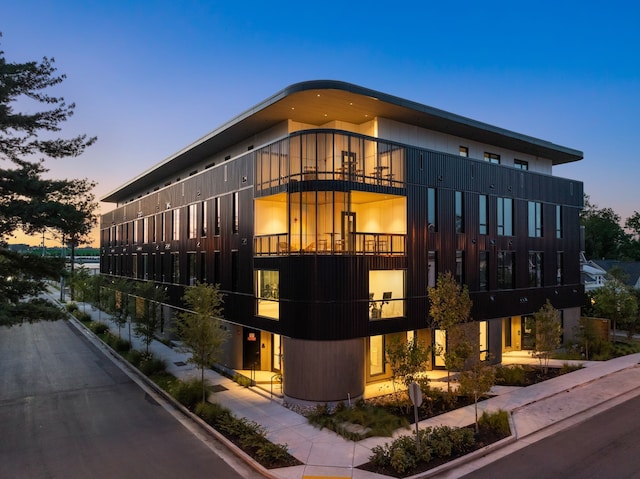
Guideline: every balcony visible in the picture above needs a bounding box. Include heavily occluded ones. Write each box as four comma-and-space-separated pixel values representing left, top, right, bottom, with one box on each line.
255, 233, 406, 256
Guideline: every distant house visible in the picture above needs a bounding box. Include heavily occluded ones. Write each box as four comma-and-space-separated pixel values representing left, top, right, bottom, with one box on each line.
592, 260, 640, 289
580, 253, 608, 291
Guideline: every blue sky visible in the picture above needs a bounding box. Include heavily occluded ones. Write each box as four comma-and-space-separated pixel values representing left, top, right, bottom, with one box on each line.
4, 1, 639, 244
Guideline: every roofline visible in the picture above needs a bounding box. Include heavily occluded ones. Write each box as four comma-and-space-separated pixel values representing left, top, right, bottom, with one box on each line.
101, 80, 583, 203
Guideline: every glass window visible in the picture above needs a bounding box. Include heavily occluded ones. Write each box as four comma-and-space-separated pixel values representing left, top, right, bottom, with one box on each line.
172, 209, 180, 241
497, 251, 514, 289
528, 201, 542, 237
427, 188, 437, 230
479, 251, 488, 291
188, 204, 198, 239
479, 194, 487, 235
556, 205, 562, 239
215, 197, 221, 235
256, 270, 279, 320
556, 252, 564, 285
232, 192, 239, 234
497, 197, 513, 236
514, 159, 529, 170
479, 321, 488, 361
369, 335, 385, 376
171, 252, 179, 284
484, 152, 500, 164
455, 191, 464, 233
428, 251, 437, 288
455, 250, 464, 284
187, 252, 197, 285
131, 253, 138, 279
528, 252, 543, 287
142, 217, 148, 244
459, 146, 469, 157
133, 219, 139, 244
201, 201, 208, 237
369, 270, 405, 320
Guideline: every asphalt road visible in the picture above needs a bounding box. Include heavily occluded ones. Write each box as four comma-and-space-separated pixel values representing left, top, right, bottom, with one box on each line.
0, 320, 249, 479
460, 394, 640, 479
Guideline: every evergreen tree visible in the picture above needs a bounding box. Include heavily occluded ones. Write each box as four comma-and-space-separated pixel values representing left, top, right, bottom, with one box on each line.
0, 34, 97, 324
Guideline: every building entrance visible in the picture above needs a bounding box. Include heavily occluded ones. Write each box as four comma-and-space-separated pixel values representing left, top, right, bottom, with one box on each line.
242, 328, 261, 370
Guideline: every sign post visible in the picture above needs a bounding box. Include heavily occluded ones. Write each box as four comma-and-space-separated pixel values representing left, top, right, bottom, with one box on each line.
408, 381, 423, 452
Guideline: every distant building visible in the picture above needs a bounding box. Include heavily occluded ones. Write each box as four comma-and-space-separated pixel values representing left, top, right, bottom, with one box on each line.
592, 259, 640, 289
581, 253, 608, 291
101, 81, 584, 404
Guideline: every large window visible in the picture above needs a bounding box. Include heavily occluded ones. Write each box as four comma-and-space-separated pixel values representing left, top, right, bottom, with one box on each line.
256, 270, 279, 320
528, 252, 543, 287
497, 251, 514, 289
497, 197, 513, 236
369, 270, 405, 320
528, 201, 542, 237
479, 194, 487, 235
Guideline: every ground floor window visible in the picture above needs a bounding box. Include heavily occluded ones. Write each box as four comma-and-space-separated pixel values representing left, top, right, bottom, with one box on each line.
272, 334, 282, 371
256, 270, 279, 320
434, 329, 446, 367
369, 335, 385, 376
479, 321, 488, 361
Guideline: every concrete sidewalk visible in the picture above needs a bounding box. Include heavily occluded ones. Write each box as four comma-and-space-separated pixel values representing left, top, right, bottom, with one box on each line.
55, 293, 640, 479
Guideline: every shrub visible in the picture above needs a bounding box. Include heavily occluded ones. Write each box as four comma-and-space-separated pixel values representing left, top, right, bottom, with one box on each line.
495, 364, 526, 386
233, 374, 253, 387
254, 441, 291, 465
127, 349, 144, 367
89, 321, 110, 335
111, 336, 132, 353
478, 409, 510, 436
429, 425, 454, 458
195, 401, 232, 425
139, 356, 166, 376
66, 302, 79, 313
170, 378, 208, 410
74, 310, 92, 323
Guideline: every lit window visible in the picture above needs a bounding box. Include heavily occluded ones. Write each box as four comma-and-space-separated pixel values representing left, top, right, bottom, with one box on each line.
188, 204, 197, 239
484, 152, 500, 164
256, 270, 279, 320
172, 209, 180, 241
369, 270, 405, 320
459, 146, 469, 157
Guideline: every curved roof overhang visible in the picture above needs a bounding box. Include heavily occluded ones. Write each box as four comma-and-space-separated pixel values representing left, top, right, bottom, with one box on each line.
102, 80, 583, 203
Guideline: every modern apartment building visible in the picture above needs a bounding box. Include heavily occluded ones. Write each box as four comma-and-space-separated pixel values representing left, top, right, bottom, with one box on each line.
100, 80, 584, 404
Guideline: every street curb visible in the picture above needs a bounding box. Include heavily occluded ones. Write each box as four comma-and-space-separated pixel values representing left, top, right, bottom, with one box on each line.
63, 311, 279, 479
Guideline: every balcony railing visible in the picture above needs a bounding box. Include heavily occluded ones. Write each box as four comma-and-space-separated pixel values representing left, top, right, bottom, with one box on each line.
255, 233, 405, 256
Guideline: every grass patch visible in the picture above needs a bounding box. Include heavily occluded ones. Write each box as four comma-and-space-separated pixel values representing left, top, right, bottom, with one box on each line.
307, 400, 409, 440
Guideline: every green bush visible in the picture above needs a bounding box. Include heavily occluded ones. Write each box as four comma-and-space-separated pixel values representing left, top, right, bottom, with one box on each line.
233, 374, 253, 387
89, 321, 110, 335
127, 349, 144, 367
170, 378, 208, 410
254, 441, 291, 465
195, 401, 232, 425
495, 364, 526, 386
429, 425, 454, 458
479, 409, 510, 436
139, 356, 166, 376
74, 310, 92, 322
66, 302, 79, 313
111, 336, 132, 353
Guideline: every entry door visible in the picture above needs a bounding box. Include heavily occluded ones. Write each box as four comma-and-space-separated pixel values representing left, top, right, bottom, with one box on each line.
521, 316, 536, 350
243, 328, 261, 369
